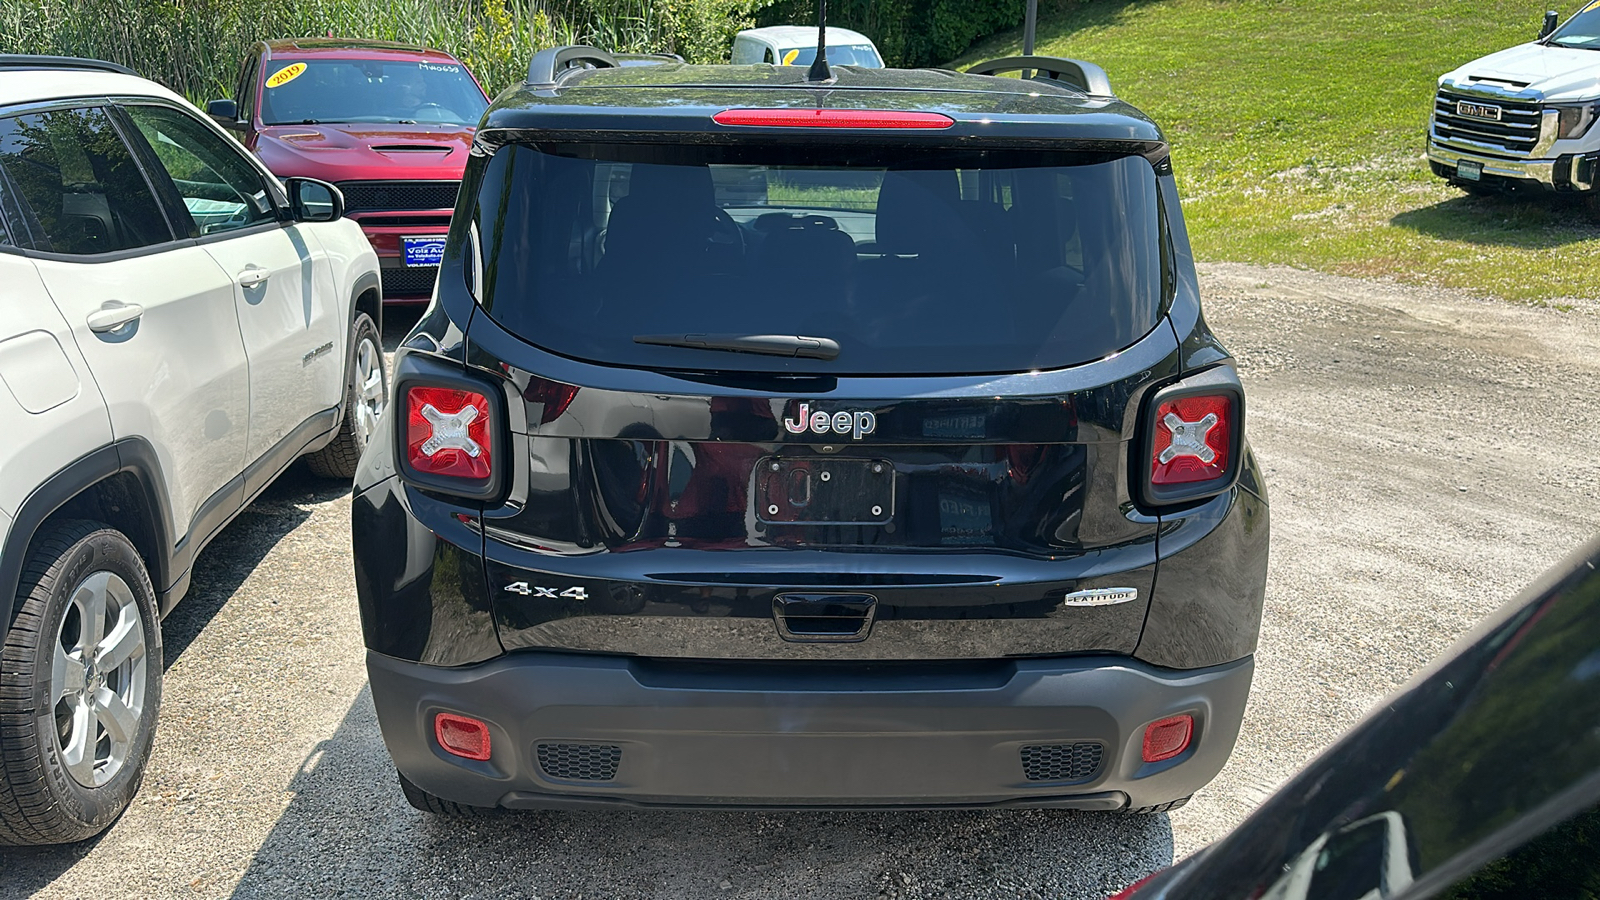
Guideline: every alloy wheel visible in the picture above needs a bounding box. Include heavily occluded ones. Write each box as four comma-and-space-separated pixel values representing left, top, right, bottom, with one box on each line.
354, 335, 386, 446
50, 571, 148, 788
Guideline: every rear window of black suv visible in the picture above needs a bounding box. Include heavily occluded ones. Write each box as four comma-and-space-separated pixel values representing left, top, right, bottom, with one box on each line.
468, 141, 1170, 375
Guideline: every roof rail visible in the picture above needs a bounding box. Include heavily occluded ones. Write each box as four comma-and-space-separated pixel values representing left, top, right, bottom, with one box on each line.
0, 55, 135, 77
614, 52, 685, 67
526, 45, 619, 87
966, 55, 1112, 98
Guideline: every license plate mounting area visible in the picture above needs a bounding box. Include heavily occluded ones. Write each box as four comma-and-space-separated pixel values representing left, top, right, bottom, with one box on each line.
402, 235, 447, 267
756, 457, 894, 525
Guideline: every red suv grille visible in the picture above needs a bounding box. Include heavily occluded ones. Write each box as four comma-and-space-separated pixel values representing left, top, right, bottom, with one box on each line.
336, 180, 459, 214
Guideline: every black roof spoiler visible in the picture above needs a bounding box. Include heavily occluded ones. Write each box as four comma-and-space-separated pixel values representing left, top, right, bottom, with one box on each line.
525, 45, 619, 87
966, 55, 1113, 98
0, 55, 135, 77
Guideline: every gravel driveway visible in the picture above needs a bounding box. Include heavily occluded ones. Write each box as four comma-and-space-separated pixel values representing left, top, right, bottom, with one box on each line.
4, 263, 1598, 899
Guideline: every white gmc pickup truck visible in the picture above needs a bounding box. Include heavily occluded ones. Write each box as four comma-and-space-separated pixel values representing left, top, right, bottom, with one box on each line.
1428, 4, 1600, 198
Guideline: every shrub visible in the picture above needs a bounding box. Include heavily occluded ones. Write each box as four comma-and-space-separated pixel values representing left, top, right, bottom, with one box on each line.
0, 0, 772, 100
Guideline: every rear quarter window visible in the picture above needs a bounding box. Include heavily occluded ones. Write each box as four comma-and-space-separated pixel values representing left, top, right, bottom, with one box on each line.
469, 141, 1170, 376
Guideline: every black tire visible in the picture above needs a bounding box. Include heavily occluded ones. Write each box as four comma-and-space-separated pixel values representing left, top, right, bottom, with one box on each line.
1123, 796, 1190, 815
306, 312, 386, 480
0, 521, 162, 846
397, 771, 490, 817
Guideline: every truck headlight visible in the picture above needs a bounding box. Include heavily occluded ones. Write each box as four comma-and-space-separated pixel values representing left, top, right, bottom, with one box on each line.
1553, 103, 1600, 139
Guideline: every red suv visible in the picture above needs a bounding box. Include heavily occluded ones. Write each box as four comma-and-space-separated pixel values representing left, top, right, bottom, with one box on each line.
208, 39, 490, 303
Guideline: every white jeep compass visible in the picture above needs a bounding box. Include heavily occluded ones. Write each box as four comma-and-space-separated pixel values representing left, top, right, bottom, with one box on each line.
0, 55, 384, 845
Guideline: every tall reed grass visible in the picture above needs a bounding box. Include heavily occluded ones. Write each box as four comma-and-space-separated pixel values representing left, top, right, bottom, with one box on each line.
0, 0, 768, 101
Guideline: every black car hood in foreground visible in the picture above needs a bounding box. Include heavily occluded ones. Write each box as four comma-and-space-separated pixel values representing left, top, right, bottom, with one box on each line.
1133, 534, 1600, 899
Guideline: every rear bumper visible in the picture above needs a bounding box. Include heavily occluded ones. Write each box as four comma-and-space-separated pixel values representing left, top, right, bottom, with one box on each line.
367, 649, 1254, 811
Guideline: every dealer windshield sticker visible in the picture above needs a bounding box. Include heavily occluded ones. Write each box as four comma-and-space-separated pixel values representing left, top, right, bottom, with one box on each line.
265, 63, 307, 88
782, 48, 801, 65
418, 62, 461, 73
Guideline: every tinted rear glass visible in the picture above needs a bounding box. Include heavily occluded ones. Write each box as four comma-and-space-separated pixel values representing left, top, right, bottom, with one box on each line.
471, 142, 1168, 375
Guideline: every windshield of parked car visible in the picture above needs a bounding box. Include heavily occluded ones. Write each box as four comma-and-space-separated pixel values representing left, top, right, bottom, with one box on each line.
468, 142, 1170, 375
1547, 4, 1600, 48
259, 59, 489, 126
780, 44, 885, 67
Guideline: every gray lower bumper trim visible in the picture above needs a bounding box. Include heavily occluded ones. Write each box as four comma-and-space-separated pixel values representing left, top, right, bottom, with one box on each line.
368, 650, 1255, 811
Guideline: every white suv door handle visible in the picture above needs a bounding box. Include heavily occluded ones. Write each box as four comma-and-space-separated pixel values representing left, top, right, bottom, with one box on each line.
236, 266, 269, 287
86, 302, 145, 333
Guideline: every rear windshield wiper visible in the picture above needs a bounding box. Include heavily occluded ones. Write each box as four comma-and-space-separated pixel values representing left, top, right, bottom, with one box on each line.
634, 333, 840, 360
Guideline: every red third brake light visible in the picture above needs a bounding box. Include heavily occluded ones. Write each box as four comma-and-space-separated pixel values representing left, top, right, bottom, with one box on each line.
1151, 394, 1233, 485
713, 108, 956, 129
434, 712, 491, 761
406, 386, 492, 480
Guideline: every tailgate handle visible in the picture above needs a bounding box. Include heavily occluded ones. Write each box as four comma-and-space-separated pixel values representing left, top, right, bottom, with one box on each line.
773, 593, 877, 643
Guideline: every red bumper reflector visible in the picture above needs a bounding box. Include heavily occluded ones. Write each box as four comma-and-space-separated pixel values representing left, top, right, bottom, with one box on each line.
1142, 714, 1194, 763
435, 712, 492, 761
713, 108, 956, 129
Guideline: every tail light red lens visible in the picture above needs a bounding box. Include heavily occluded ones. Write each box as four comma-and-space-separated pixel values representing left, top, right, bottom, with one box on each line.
1142, 714, 1194, 763
524, 378, 579, 425
434, 712, 491, 761
406, 387, 492, 481
1151, 394, 1233, 486
713, 108, 956, 129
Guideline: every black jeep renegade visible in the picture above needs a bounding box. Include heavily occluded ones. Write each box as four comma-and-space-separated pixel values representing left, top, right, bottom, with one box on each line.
352, 45, 1270, 814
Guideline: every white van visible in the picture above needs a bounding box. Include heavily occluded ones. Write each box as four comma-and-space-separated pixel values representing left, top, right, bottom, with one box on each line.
731, 25, 884, 68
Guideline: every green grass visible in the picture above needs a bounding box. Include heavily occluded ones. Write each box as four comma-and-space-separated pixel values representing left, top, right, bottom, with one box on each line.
954, 0, 1600, 304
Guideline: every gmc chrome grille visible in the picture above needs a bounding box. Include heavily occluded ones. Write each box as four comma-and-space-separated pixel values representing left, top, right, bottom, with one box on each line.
1433, 89, 1544, 157
336, 180, 460, 214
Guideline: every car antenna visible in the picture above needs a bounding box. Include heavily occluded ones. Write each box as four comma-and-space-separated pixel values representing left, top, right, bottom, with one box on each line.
807, 0, 832, 82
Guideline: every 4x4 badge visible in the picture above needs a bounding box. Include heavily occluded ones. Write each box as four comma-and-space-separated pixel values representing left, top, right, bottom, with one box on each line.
783, 403, 876, 440
504, 582, 588, 601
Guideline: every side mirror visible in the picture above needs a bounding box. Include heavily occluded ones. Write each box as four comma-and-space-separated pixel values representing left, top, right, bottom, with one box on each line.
285, 177, 343, 223
206, 98, 242, 129
1541, 10, 1559, 39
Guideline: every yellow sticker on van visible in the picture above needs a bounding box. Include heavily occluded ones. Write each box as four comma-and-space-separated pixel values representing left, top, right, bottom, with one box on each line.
265, 63, 307, 88
782, 48, 800, 66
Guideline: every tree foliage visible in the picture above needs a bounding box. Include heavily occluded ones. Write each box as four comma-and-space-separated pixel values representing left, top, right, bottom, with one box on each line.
757, 0, 1027, 68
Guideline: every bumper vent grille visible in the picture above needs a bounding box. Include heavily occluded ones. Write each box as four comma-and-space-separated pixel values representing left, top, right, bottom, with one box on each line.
1433, 90, 1544, 157
380, 265, 437, 299
1020, 742, 1104, 782
537, 742, 622, 781
336, 180, 460, 214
